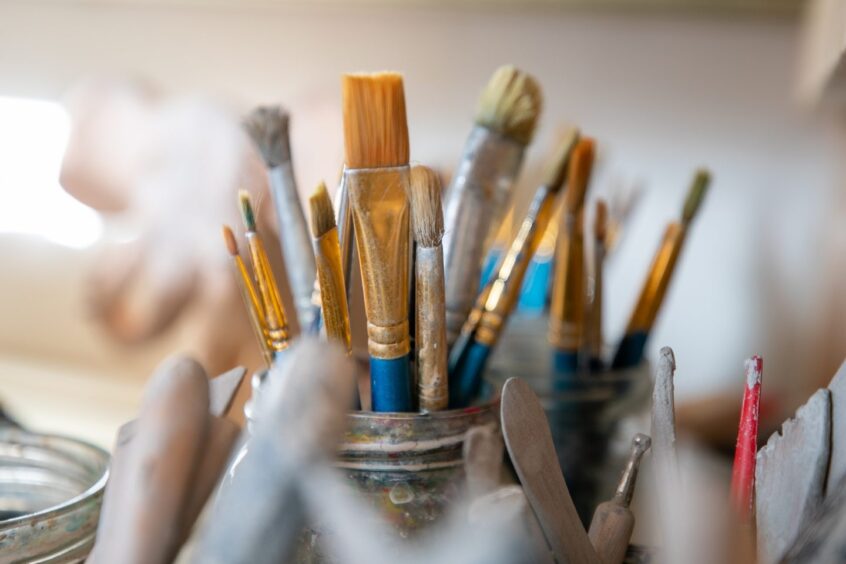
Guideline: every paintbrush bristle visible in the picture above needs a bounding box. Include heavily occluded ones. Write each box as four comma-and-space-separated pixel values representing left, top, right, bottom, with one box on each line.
238, 190, 257, 232
309, 181, 336, 238
541, 127, 580, 192
244, 106, 291, 168
342, 72, 409, 168
222, 225, 239, 256
409, 165, 445, 248
594, 199, 608, 242
474, 65, 542, 145
563, 138, 596, 214
682, 169, 711, 225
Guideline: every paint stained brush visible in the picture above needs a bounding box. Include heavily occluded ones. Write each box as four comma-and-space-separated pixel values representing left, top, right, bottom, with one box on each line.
342, 72, 412, 412
309, 181, 352, 354
222, 225, 272, 365
442, 65, 542, 347
449, 131, 579, 407
548, 138, 595, 380
730, 356, 763, 520
410, 165, 449, 411
611, 170, 710, 369
244, 106, 317, 333
587, 199, 607, 370
239, 190, 290, 358
588, 433, 651, 564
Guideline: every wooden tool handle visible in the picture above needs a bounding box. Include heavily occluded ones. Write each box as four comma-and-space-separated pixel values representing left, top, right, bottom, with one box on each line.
588, 501, 634, 564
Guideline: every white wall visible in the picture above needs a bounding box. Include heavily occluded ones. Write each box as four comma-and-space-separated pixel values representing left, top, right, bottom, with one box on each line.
0, 1, 842, 413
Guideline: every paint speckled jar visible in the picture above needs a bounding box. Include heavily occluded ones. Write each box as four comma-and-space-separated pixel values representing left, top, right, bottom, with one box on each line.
0, 428, 109, 563
488, 314, 652, 525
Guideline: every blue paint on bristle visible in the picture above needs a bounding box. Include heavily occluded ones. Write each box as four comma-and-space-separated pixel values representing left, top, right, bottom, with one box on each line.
370, 355, 412, 412
448, 340, 492, 409
611, 331, 649, 370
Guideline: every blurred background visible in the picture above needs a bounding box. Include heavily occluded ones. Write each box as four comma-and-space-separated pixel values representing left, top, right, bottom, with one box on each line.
0, 0, 844, 449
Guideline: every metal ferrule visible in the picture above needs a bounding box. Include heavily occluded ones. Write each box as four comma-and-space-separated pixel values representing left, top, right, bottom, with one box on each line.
626, 222, 686, 333
313, 226, 351, 353
442, 126, 525, 345
613, 434, 651, 507
335, 172, 355, 298
549, 212, 585, 351
345, 166, 411, 361
415, 245, 448, 411
472, 184, 557, 348
268, 163, 317, 332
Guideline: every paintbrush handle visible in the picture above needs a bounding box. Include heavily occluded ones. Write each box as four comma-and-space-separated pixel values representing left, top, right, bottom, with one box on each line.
416, 245, 448, 411
731, 356, 763, 519
442, 127, 525, 347
549, 213, 586, 371
268, 163, 317, 332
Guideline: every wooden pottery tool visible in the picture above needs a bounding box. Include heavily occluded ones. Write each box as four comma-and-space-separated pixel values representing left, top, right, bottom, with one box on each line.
501, 377, 600, 564
194, 338, 356, 564
781, 471, 846, 563
756, 388, 831, 564
588, 433, 651, 564
463, 424, 505, 501
90, 356, 210, 564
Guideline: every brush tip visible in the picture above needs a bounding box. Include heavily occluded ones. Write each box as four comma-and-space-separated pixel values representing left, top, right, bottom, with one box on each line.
238, 190, 257, 232
475, 65, 543, 145
409, 165, 445, 248
594, 199, 608, 242
244, 105, 291, 168
541, 127, 580, 192
342, 72, 409, 168
564, 137, 596, 213
308, 181, 336, 238
682, 168, 711, 224
222, 225, 239, 255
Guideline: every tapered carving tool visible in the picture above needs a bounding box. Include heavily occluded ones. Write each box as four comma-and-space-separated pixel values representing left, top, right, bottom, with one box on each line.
410, 165, 449, 411
342, 72, 412, 412
548, 138, 595, 380
449, 131, 578, 407
244, 106, 317, 333
442, 65, 542, 347
588, 433, 651, 564
611, 170, 710, 369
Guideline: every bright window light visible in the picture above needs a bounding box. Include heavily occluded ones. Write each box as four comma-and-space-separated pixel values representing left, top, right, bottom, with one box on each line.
0, 96, 102, 248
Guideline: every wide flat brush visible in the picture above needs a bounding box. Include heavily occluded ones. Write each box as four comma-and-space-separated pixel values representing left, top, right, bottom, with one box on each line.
238, 190, 291, 359
410, 165, 449, 411
548, 138, 595, 381
611, 170, 710, 369
244, 106, 317, 333
342, 72, 412, 412
442, 65, 542, 347
449, 130, 578, 407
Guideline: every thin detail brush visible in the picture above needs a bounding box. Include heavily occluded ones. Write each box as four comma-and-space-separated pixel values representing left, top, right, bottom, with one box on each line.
611, 169, 710, 369
222, 225, 272, 365
548, 138, 595, 381
442, 65, 542, 347
238, 190, 290, 356
342, 72, 412, 412
309, 181, 352, 354
587, 199, 607, 370
410, 165, 448, 411
449, 130, 579, 407
244, 106, 317, 334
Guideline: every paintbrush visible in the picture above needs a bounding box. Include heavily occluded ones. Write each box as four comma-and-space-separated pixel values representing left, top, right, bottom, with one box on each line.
342, 72, 412, 412
611, 169, 710, 369
238, 190, 291, 358
500, 377, 600, 564
244, 106, 316, 334
587, 200, 607, 370
442, 65, 542, 348
222, 225, 272, 365
588, 433, 651, 564
309, 181, 352, 354
548, 138, 595, 379
448, 131, 579, 407
409, 165, 449, 411
730, 356, 762, 521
